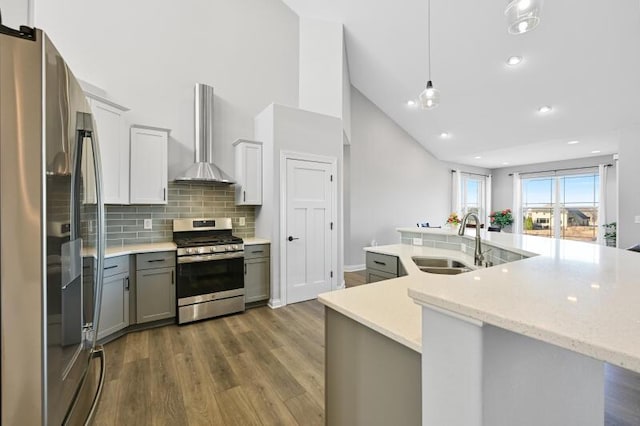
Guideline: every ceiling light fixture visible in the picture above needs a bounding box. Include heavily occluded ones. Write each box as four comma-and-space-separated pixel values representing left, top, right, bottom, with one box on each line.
567, 140, 580, 145
538, 105, 552, 113
474, 156, 482, 159
418, 0, 440, 110
440, 132, 450, 138
592, 150, 601, 154
506, 55, 523, 66
407, 100, 416, 107
505, 0, 543, 35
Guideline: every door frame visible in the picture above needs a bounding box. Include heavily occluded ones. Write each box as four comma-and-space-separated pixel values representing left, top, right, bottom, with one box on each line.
279, 150, 338, 306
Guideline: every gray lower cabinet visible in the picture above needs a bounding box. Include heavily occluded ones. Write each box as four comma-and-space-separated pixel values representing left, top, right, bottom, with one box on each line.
98, 255, 130, 340
244, 244, 271, 305
366, 251, 403, 283
136, 252, 176, 323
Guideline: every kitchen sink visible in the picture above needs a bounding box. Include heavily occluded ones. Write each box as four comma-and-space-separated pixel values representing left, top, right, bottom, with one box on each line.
418, 266, 472, 275
412, 257, 473, 275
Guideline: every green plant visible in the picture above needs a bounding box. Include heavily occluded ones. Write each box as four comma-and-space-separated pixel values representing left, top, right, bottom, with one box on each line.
525, 216, 534, 231
490, 209, 514, 228
603, 222, 617, 240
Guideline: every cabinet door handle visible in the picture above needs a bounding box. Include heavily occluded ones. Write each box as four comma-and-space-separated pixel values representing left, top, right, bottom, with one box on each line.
171, 270, 174, 285
243, 190, 246, 202
244, 264, 247, 275
373, 260, 386, 266
163, 187, 167, 201
124, 276, 130, 291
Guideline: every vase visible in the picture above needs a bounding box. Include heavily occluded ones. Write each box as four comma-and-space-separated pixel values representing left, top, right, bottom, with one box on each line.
502, 224, 513, 233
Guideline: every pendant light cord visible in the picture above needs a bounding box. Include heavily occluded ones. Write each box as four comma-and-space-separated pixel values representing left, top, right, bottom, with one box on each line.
428, 0, 432, 81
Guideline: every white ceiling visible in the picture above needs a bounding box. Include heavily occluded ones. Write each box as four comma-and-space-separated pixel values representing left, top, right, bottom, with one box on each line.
282, 0, 640, 169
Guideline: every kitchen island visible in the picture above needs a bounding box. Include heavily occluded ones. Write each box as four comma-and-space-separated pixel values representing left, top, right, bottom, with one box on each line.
319, 228, 640, 425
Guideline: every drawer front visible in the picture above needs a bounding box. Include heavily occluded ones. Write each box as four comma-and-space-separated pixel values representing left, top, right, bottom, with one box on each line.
136, 251, 176, 271
366, 252, 398, 275
104, 255, 129, 278
366, 269, 397, 284
244, 244, 270, 260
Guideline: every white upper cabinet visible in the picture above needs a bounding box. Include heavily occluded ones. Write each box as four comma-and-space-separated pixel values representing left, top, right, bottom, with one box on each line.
233, 139, 263, 205
129, 126, 169, 205
87, 98, 130, 204
81, 81, 130, 205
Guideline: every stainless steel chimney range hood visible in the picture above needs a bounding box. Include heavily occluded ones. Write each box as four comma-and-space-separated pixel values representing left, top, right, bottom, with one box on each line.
175, 83, 235, 184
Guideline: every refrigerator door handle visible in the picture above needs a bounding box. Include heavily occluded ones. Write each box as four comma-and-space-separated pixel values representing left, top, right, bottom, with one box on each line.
84, 346, 106, 425
88, 122, 106, 348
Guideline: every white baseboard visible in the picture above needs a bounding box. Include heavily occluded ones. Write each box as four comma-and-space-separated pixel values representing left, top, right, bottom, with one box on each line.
268, 299, 284, 309
344, 264, 365, 272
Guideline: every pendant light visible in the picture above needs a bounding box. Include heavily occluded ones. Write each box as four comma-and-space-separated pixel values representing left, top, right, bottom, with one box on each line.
419, 0, 440, 110
505, 0, 543, 35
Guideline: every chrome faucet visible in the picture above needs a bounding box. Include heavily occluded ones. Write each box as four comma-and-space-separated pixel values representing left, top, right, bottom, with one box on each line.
458, 212, 485, 266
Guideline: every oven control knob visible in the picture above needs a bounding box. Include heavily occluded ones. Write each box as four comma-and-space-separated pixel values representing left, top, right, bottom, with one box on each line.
186, 248, 194, 254
226, 245, 232, 251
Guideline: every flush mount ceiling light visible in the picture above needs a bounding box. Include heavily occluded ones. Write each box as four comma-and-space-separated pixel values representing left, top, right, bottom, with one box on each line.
592, 150, 601, 154
567, 140, 580, 145
418, 0, 440, 110
407, 100, 417, 107
474, 156, 482, 159
440, 132, 450, 138
505, 0, 543, 35
506, 55, 523, 66
538, 105, 552, 113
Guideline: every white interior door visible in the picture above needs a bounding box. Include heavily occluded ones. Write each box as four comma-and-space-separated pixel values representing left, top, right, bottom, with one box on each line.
285, 158, 334, 304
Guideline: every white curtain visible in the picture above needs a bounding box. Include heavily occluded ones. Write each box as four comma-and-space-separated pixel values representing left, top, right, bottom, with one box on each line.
512, 172, 523, 234
484, 175, 492, 227
597, 164, 608, 245
451, 170, 462, 216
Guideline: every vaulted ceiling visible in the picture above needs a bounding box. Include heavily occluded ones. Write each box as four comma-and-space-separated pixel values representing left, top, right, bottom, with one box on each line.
282, 0, 640, 168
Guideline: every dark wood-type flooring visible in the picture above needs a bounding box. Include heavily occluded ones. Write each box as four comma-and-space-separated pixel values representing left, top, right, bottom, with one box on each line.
93, 271, 640, 425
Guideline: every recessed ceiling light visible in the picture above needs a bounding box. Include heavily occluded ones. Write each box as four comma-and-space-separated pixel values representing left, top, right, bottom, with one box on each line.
407, 100, 416, 107
440, 132, 450, 138
506, 56, 523, 66
567, 140, 580, 145
474, 156, 482, 159
538, 105, 552, 113
592, 150, 601, 154
502, 162, 510, 165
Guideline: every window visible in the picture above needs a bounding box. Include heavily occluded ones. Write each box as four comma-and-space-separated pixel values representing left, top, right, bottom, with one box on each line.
461, 175, 486, 223
521, 173, 599, 242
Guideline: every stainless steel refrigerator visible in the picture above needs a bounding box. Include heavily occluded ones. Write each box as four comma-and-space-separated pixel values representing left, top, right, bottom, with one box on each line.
1, 22, 106, 425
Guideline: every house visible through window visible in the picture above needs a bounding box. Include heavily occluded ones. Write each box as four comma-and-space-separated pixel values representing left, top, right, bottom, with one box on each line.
521, 173, 599, 242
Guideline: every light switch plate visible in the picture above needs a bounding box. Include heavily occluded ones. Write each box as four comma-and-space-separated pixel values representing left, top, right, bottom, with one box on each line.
239, 217, 246, 226
635, 216, 640, 224
143, 218, 152, 230
412, 238, 422, 246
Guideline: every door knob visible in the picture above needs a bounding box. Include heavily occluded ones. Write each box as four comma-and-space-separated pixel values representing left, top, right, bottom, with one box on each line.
288, 236, 299, 242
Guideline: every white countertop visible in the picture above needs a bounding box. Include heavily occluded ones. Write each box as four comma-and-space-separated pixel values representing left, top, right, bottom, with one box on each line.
105, 242, 177, 258
319, 229, 640, 372
243, 237, 270, 246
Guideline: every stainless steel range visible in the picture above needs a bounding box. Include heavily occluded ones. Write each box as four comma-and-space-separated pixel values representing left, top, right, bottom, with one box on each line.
173, 218, 245, 324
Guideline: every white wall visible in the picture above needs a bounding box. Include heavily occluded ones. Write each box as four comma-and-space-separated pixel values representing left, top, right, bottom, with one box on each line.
345, 87, 489, 267
342, 40, 352, 143
618, 125, 640, 248
0, 0, 32, 28
34, 0, 299, 180
298, 17, 343, 119
255, 104, 343, 306
491, 156, 618, 225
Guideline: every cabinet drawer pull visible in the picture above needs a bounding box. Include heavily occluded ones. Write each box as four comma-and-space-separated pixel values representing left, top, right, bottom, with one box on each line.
147, 259, 166, 263
251, 250, 264, 254
142, 271, 169, 277
373, 260, 386, 266
104, 265, 118, 270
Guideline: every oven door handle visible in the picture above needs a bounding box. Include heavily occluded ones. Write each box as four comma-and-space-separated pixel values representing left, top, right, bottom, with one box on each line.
177, 251, 245, 264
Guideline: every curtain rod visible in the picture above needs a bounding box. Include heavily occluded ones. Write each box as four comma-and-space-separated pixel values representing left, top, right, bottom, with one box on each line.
507, 164, 613, 177
450, 169, 491, 178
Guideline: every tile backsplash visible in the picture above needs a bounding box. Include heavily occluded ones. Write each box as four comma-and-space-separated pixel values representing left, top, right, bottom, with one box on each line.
106, 182, 255, 248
